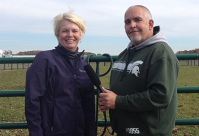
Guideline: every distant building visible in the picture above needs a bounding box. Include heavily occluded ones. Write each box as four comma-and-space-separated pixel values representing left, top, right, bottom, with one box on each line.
0, 50, 33, 58
0, 50, 12, 58
4, 50, 12, 55
0, 50, 5, 57
11, 55, 36, 58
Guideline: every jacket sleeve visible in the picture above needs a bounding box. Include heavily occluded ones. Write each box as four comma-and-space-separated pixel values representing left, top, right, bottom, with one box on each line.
25, 52, 49, 136
115, 47, 179, 112
82, 82, 95, 136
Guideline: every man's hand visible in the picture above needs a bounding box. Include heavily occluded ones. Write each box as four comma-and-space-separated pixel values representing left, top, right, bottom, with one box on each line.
98, 87, 117, 112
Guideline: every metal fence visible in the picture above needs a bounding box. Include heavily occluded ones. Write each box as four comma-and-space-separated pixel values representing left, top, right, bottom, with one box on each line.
0, 54, 199, 135
0, 63, 32, 70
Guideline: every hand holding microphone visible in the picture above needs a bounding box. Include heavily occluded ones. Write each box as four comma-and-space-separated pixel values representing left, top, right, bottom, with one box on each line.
84, 64, 108, 136
84, 64, 117, 110
99, 88, 116, 110
84, 64, 116, 136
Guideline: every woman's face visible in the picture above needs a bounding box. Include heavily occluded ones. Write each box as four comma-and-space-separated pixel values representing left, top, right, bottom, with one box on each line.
56, 20, 81, 51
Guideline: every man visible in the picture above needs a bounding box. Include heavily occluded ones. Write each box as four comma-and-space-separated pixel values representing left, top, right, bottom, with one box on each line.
99, 5, 179, 136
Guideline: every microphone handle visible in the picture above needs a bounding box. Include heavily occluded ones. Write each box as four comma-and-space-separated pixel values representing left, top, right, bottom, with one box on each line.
98, 85, 105, 93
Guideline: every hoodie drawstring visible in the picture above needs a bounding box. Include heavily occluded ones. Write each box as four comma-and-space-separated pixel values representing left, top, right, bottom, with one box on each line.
120, 48, 136, 81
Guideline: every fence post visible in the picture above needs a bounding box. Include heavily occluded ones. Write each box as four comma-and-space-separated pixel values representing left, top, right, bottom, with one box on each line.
95, 62, 100, 136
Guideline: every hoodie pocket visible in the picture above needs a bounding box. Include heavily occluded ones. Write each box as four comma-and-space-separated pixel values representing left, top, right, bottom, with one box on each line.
135, 110, 159, 133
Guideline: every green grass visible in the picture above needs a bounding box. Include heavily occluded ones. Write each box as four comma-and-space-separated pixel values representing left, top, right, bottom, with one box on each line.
0, 64, 199, 136
0, 69, 27, 136
174, 66, 199, 136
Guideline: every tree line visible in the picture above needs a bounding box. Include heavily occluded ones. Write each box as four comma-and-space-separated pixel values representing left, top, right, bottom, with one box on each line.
176, 48, 199, 54
15, 51, 96, 56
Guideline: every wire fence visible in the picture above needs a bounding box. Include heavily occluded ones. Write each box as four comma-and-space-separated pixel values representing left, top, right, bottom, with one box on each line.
0, 63, 32, 70
179, 60, 199, 66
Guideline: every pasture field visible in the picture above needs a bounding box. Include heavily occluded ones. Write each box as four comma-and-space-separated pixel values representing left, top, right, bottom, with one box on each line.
0, 64, 199, 136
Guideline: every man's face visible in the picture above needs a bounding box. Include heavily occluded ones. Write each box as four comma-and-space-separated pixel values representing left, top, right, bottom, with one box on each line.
124, 6, 153, 45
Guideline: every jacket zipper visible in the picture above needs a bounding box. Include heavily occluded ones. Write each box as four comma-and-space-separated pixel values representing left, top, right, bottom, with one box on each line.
73, 58, 78, 136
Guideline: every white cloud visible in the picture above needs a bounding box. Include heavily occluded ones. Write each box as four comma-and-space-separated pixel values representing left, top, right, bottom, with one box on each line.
1, 0, 199, 37
0, 0, 199, 54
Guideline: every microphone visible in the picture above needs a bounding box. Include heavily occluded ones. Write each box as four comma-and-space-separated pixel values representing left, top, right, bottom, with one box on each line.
84, 64, 105, 93
84, 64, 107, 136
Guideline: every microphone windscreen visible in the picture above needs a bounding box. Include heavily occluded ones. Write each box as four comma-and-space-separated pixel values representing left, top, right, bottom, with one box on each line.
84, 64, 101, 87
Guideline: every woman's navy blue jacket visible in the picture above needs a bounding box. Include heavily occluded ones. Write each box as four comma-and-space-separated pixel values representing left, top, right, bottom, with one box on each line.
25, 45, 95, 136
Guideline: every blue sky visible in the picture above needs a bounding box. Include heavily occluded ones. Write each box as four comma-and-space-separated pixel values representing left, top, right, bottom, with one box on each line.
0, 0, 199, 55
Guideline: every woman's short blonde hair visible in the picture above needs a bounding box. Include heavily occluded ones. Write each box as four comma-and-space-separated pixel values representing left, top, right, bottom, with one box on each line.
53, 12, 86, 38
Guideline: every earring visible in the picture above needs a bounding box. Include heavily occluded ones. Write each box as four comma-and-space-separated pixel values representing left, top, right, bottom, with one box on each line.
79, 40, 82, 43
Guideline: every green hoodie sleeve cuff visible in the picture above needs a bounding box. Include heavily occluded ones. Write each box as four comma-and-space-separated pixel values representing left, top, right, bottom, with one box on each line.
115, 95, 125, 109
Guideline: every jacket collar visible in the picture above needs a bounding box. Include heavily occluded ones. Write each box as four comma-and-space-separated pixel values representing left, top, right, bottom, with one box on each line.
55, 44, 84, 58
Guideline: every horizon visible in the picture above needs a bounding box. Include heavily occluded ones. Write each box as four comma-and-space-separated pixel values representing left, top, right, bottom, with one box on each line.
1, 47, 199, 56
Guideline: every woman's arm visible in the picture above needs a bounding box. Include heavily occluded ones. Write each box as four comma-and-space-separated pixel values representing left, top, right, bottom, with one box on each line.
25, 52, 48, 136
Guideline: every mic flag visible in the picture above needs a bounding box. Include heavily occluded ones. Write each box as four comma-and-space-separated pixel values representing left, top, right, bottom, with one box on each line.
84, 64, 105, 93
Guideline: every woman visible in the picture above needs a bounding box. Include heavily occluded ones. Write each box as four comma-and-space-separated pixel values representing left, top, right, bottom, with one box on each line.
25, 12, 95, 136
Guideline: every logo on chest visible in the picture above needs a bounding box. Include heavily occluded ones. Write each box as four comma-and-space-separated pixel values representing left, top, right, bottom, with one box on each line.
127, 61, 143, 77
112, 60, 143, 77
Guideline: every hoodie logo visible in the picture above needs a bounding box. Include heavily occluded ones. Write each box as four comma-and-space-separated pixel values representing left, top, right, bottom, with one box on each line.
127, 61, 143, 77
112, 60, 143, 77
